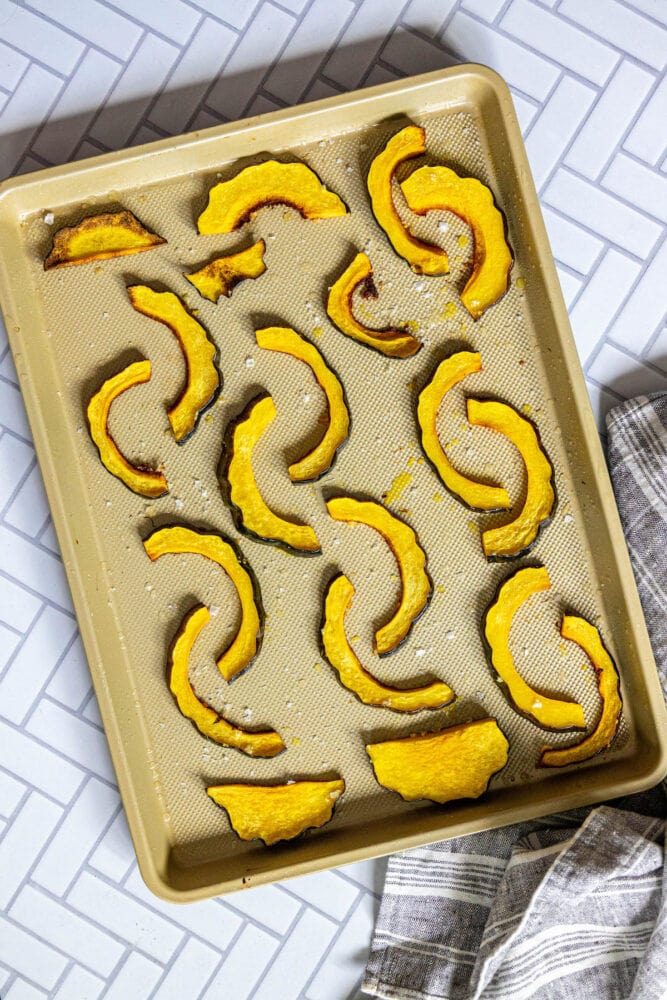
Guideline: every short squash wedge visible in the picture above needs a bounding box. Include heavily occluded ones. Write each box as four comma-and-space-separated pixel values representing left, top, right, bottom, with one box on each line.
185, 240, 267, 302
417, 352, 510, 511
256, 326, 350, 482
206, 779, 345, 845
483, 566, 585, 731
169, 605, 284, 757
45, 210, 165, 269
87, 359, 168, 498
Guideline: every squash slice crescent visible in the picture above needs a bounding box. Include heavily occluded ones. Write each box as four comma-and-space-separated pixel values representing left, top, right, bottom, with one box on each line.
45, 210, 165, 269
185, 240, 267, 302
207, 779, 345, 845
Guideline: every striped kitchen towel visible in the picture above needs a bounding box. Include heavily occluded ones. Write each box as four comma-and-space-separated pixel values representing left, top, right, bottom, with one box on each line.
363, 392, 667, 1000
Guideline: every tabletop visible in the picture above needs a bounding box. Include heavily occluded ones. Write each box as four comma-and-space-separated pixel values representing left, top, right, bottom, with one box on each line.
0, 1, 666, 998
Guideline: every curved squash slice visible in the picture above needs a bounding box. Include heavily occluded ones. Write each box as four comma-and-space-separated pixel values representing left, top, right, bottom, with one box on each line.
484, 566, 585, 731
322, 573, 454, 711
401, 166, 512, 318
326, 253, 421, 358
44, 210, 165, 269
207, 779, 345, 845
198, 161, 348, 234
467, 398, 555, 559
128, 285, 220, 443
256, 325, 350, 482
539, 616, 622, 767
144, 525, 263, 681
185, 240, 266, 302
367, 126, 448, 276
222, 394, 321, 553
87, 359, 168, 498
169, 605, 284, 757
326, 496, 431, 655
366, 719, 508, 803
417, 352, 510, 511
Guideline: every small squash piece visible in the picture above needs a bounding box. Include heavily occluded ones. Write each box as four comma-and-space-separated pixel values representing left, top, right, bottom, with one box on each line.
87, 359, 168, 498
255, 325, 350, 482
401, 165, 512, 318
144, 525, 263, 682
539, 616, 622, 767
484, 566, 585, 731
222, 393, 321, 553
206, 779, 345, 845
184, 240, 267, 302
467, 398, 555, 559
44, 210, 165, 269
128, 285, 220, 442
366, 718, 509, 803
417, 352, 510, 511
169, 605, 284, 757
326, 496, 431, 655
326, 253, 422, 358
321, 573, 454, 711
367, 126, 448, 276
198, 160, 348, 233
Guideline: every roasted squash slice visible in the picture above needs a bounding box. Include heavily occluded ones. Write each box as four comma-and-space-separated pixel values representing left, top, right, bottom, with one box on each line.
87, 359, 168, 498
401, 166, 512, 318
366, 718, 508, 803
484, 566, 585, 731
417, 352, 510, 512
326, 252, 422, 358
128, 285, 220, 443
467, 398, 555, 559
198, 160, 348, 233
44, 210, 165, 269
184, 240, 267, 302
207, 779, 345, 845
169, 605, 284, 757
144, 525, 263, 682
256, 325, 350, 482
539, 616, 622, 767
322, 574, 453, 710
222, 393, 321, 553
326, 496, 431, 655
367, 126, 448, 276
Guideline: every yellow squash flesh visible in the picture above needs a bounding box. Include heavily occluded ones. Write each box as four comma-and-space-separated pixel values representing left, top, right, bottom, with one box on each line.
417, 352, 510, 511
198, 160, 348, 233
540, 616, 622, 767
401, 165, 512, 318
128, 285, 220, 442
185, 240, 267, 302
256, 325, 350, 482
326, 496, 431, 655
144, 525, 263, 682
484, 566, 585, 730
366, 719, 509, 803
44, 210, 165, 269
207, 779, 345, 845
87, 359, 168, 498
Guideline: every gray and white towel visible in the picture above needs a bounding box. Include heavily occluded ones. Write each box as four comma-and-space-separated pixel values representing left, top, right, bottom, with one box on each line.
363, 393, 667, 1000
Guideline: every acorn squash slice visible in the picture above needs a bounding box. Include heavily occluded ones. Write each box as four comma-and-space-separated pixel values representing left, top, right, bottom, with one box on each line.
417, 352, 510, 512
184, 240, 267, 302
326, 252, 421, 358
87, 359, 168, 498
321, 573, 454, 711
44, 210, 165, 269
467, 398, 555, 559
367, 125, 448, 276
539, 616, 622, 767
255, 325, 350, 482
401, 165, 512, 318
169, 605, 284, 757
222, 393, 321, 554
207, 779, 345, 845
326, 496, 431, 655
484, 566, 585, 731
143, 525, 263, 682
197, 160, 348, 234
366, 718, 508, 803
128, 285, 220, 443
